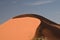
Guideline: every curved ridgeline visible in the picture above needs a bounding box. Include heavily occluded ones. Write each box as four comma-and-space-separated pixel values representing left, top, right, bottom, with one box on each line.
0, 14, 60, 40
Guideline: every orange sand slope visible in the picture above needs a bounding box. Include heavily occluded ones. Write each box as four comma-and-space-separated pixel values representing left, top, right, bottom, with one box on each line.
0, 17, 41, 40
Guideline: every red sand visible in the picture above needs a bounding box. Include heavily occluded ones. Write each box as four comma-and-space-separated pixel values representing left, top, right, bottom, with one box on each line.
0, 17, 41, 40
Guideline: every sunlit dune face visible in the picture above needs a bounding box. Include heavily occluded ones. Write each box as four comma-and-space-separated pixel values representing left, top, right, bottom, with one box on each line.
0, 17, 41, 40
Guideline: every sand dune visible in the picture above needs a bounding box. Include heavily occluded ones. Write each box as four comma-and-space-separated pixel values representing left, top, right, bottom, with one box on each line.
0, 17, 41, 40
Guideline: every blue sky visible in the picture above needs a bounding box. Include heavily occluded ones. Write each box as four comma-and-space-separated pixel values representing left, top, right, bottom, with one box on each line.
0, 0, 60, 24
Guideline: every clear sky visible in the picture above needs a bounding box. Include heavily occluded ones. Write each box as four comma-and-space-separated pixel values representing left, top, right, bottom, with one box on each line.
0, 0, 60, 24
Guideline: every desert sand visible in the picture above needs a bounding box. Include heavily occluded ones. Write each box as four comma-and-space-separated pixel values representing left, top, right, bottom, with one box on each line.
0, 17, 41, 40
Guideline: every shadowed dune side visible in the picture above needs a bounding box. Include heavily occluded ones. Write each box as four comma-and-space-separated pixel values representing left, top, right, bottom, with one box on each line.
0, 14, 60, 40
